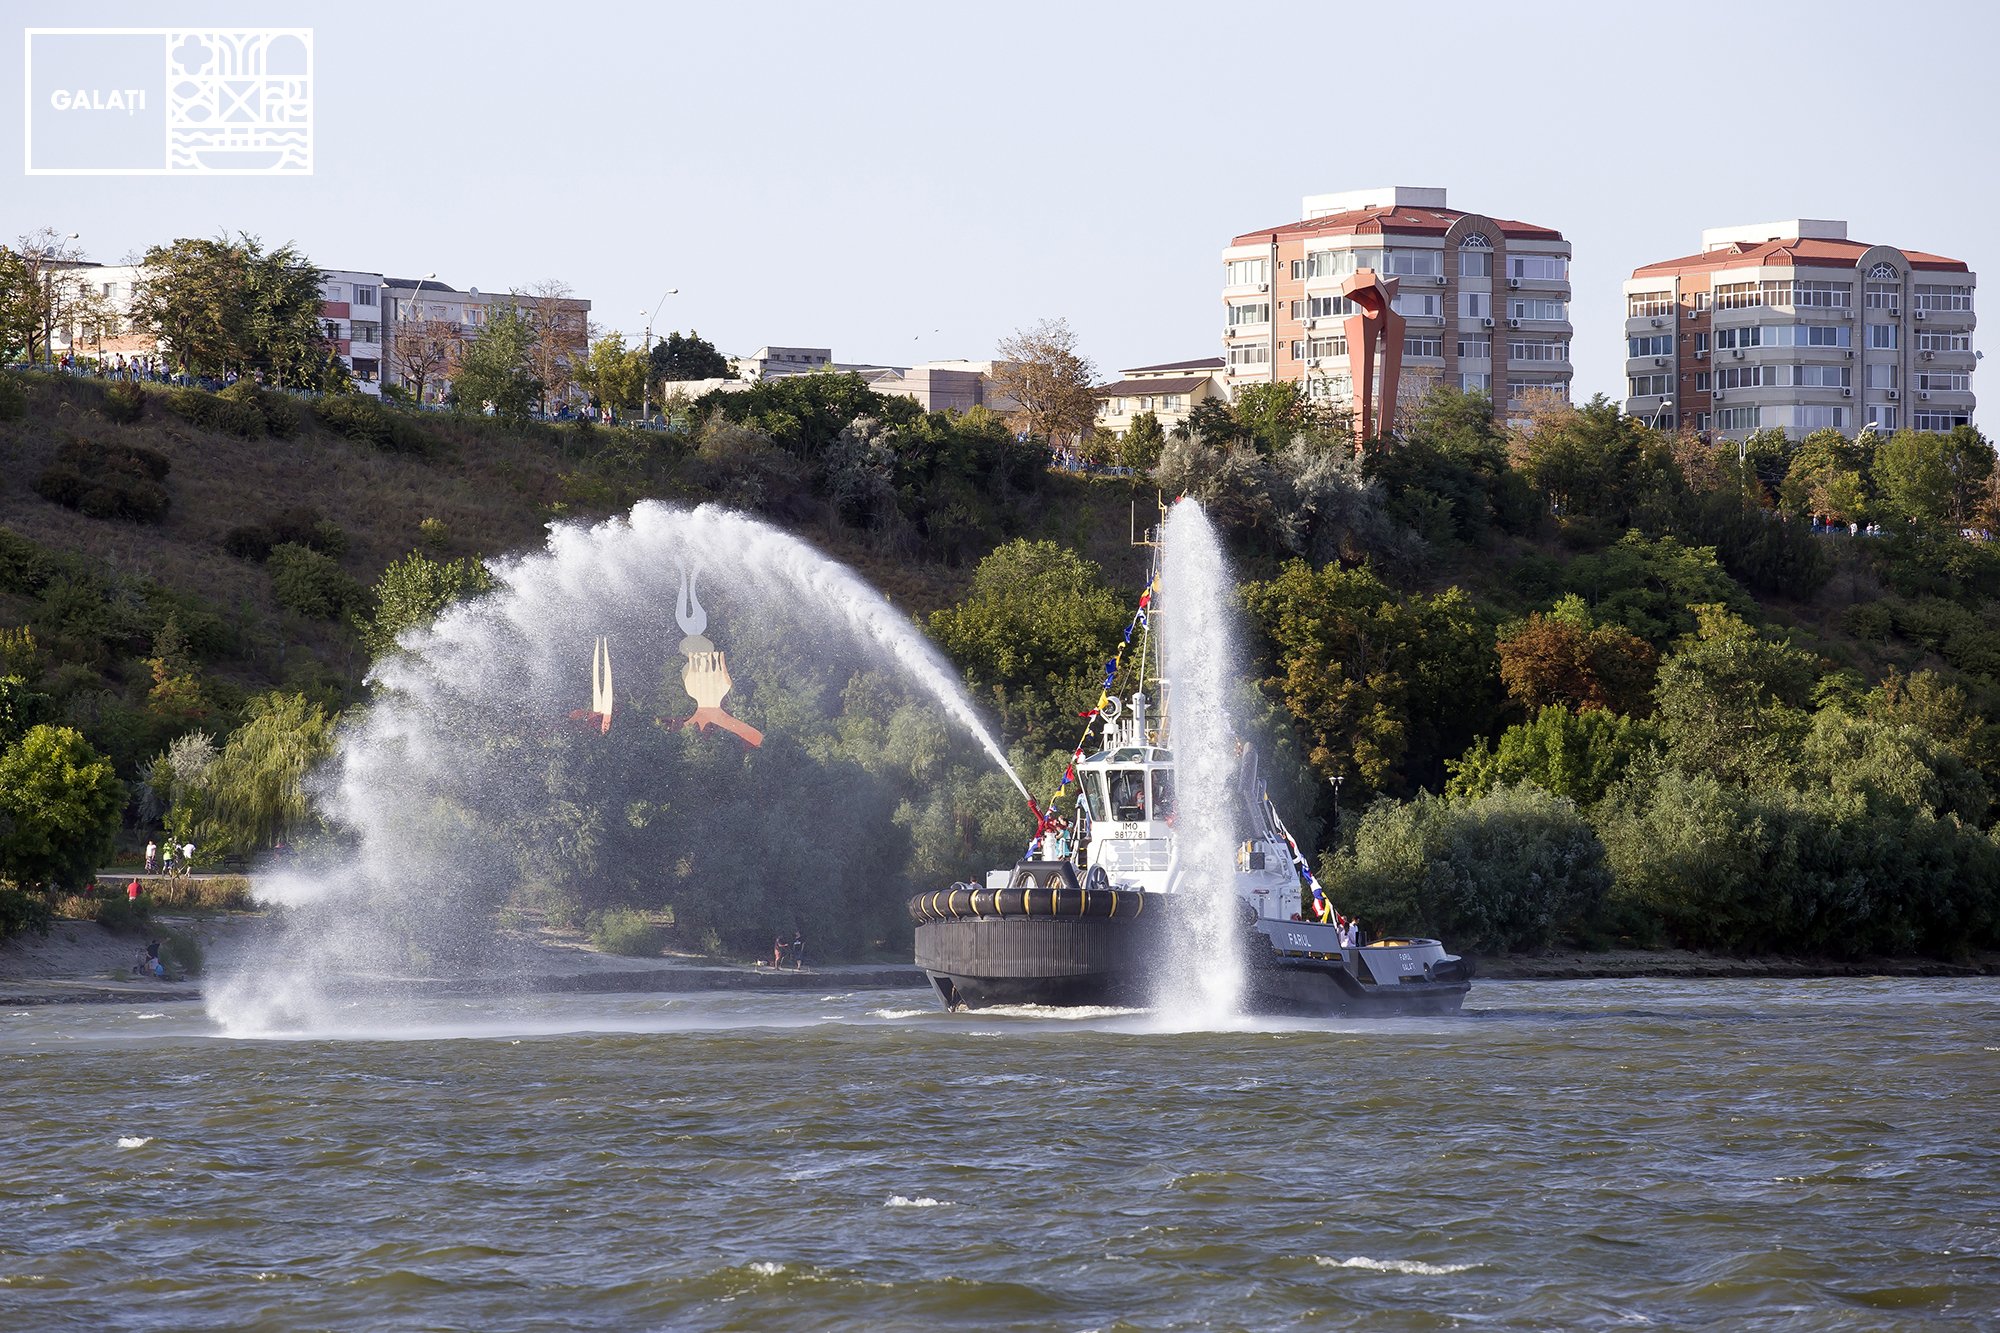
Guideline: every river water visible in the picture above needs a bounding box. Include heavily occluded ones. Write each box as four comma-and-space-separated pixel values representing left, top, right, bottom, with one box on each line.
3, 979, 1996, 1330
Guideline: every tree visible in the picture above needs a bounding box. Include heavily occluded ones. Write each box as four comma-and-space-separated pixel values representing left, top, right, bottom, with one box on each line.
928, 540, 1129, 755
575, 335, 648, 411
1118, 411, 1166, 472
203, 694, 335, 853
521, 279, 586, 412
1651, 604, 1819, 785
1872, 426, 1996, 527
1244, 560, 1495, 796
650, 330, 731, 383
1508, 395, 1648, 521
127, 234, 343, 389
1495, 594, 1657, 716
992, 318, 1098, 447
1780, 428, 1871, 526
1, 228, 100, 365
144, 614, 208, 725
451, 305, 542, 421
391, 317, 457, 405
1446, 705, 1653, 807
358, 550, 495, 656
0, 725, 125, 890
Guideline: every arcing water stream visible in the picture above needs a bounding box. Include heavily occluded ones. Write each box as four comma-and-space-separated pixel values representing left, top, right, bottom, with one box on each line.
1153, 499, 1249, 1025
207, 502, 1027, 1033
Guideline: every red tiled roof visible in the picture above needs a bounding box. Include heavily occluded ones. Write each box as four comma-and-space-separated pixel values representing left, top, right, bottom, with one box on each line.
1094, 375, 1210, 398
1229, 205, 1563, 247
1633, 237, 1968, 276
1123, 356, 1224, 373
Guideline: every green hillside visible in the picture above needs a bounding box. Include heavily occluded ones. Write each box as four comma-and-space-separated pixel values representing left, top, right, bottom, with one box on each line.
2, 368, 1998, 962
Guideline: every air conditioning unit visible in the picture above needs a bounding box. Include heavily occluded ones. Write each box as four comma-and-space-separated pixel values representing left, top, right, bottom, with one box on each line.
1257, 283, 1270, 293
1846, 350, 1856, 359
1842, 387, 1853, 398
1686, 309, 1700, 320
1434, 275, 1448, 286
1308, 358, 1322, 368
1921, 350, 1935, 361
1714, 391, 1726, 401
1887, 308, 1900, 317
1694, 350, 1708, 360
1481, 317, 1495, 328
1915, 311, 1927, 320
1921, 391, 1932, 400
1732, 349, 1745, 359
1507, 278, 1522, 289
1654, 357, 1667, 367
1650, 317, 1664, 327
1888, 389, 1900, 400
1840, 309, 1853, 319
1507, 318, 1522, 329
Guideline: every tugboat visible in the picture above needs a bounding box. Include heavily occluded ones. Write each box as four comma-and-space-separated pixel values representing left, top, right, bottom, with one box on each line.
910, 565, 1472, 1018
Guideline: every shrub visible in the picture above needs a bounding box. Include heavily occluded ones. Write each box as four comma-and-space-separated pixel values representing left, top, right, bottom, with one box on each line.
587, 906, 664, 956
314, 394, 426, 453
1324, 784, 1611, 954
218, 380, 301, 438
1839, 601, 1893, 642
166, 386, 265, 437
140, 875, 255, 911
0, 373, 25, 422
102, 381, 146, 424
33, 437, 172, 524
223, 508, 347, 562
158, 928, 204, 977
267, 543, 365, 620
0, 886, 53, 940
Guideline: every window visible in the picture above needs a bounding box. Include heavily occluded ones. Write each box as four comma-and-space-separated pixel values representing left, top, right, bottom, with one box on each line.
1384, 248, 1442, 277
1864, 363, 1899, 390
1404, 334, 1443, 358
1867, 323, 1899, 350
1714, 281, 1763, 310
1457, 334, 1492, 359
1161, 395, 1183, 411
1512, 339, 1569, 362
1224, 258, 1269, 287
351, 320, 380, 343
1226, 301, 1271, 326
1865, 282, 1901, 310
1306, 373, 1353, 402
1628, 374, 1671, 396
1914, 284, 1974, 312
1628, 335, 1673, 357
1795, 405, 1847, 431
1393, 292, 1441, 318
1694, 372, 1712, 391
1915, 411, 1973, 431
1137, 396, 1154, 411
1460, 292, 1488, 319
1507, 380, 1569, 406
1290, 259, 1304, 281
1306, 294, 1354, 319
1791, 280, 1852, 309
1868, 263, 1899, 281
1290, 340, 1304, 360
1509, 254, 1569, 281
1509, 298, 1567, 321
1228, 344, 1270, 368
1305, 249, 1354, 280
354, 286, 377, 308
1917, 372, 1972, 392
1801, 324, 1851, 348
1628, 290, 1674, 318
1715, 365, 1764, 390
1307, 335, 1347, 359
1460, 372, 1491, 391
1692, 291, 1711, 311
1693, 332, 1710, 353
1918, 328, 1973, 353
1459, 235, 1493, 278
1793, 364, 1851, 388
1716, 406, 1762, 431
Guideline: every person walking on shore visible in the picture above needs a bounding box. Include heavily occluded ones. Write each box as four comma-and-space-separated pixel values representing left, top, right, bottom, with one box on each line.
144, 840, 157, 874
180, 842, 195, 877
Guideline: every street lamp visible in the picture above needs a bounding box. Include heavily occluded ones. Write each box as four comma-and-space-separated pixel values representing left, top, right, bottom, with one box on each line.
1329, 772, 1345, 841
641, 288, 678, 424
38, 231, 80, 366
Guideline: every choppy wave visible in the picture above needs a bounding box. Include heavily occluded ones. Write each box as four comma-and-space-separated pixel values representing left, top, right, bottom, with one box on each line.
115, 1136, 151, 1150
885, 1196, 950, 1208
1316, 1256, 1477, 1276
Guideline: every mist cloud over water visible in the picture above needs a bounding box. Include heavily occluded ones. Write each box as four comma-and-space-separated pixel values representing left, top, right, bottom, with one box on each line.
208, 502, 1025, 1034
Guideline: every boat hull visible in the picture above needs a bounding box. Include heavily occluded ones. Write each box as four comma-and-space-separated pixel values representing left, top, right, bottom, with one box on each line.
909, 875, 1469, 1017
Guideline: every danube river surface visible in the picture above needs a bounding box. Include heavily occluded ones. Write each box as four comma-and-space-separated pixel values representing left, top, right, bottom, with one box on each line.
4, 979, 1997, 1330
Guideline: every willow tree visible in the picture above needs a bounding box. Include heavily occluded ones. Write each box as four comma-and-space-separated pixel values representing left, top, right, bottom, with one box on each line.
203, 694, 335, 852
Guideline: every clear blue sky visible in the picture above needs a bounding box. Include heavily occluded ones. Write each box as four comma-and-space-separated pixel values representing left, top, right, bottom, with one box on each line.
6, 0, 1996, 408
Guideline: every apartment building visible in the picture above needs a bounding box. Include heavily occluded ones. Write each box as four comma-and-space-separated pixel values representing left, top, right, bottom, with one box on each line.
1623, 220, 1977, 440
382, 277, 591, 403
1222, 186, 1573, 439
1094, 356, 1226, 436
